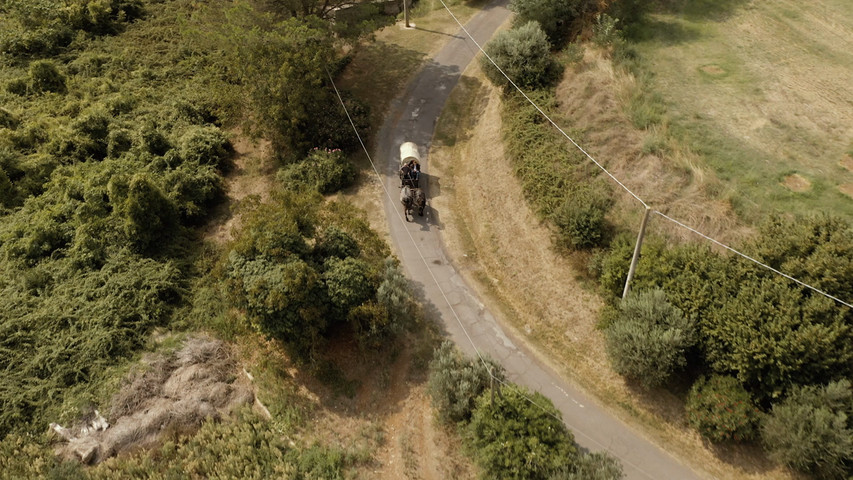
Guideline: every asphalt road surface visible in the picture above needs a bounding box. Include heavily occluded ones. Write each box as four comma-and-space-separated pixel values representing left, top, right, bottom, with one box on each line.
375, 2, 704, 478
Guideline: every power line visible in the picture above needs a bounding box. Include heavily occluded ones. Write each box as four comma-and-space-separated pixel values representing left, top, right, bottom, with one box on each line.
323, 65, 491, 371
436, 0, 648, 209
654, 211, 853, 308
324, 63, 660, 480
435, 0, 853, 310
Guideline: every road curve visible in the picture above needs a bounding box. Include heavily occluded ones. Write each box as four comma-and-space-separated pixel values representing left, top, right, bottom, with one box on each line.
375, 2, 704, 479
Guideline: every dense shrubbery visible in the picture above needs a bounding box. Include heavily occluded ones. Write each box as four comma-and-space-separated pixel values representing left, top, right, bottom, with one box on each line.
0, 408, 356, 479
686, 375, 760, 443
596, 215, 852, 402
548, 452, 624, 480
762, 380, 852, 479
552, 182, 613, 249
502, 91, 611, 223
604, 288, 696, 388
469, 384, 578, 479
426, 343, 623, 478
427, 341, 505, 424
509, 0, 598, 47
224, 192, 408, 358
278, 148, 357, 194
0, 0, 145, 57
480, 21, 564, 92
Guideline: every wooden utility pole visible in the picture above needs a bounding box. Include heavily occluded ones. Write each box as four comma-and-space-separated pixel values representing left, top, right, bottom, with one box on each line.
403, 0, 410, 28
622, 206, 651, 300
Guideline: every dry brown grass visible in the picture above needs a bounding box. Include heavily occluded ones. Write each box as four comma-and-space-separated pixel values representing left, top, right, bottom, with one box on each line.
203, 132, 275, 245
557, 49, 753, 244
429, 56, 797, 479
781, 174, 812, 192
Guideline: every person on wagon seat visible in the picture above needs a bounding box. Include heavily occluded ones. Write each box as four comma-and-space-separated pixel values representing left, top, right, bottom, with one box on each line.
407, 159, 420, 187
400, 163, 413, 187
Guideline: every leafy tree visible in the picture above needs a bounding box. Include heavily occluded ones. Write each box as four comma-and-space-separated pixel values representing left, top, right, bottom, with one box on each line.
376, 258, 416, 331
509, 0, 597, 47
428, 341, 505, 424
215, 5, 339, 157
604, 288, 696, 388
686, 375, 761, 443
549, 452, 624, 480
469, 383, 578, 479
702, 276, 852, 401
480, 21, 564, 92
762, 380, 852, 480
226, 252, 327, 357
313, 225, 360, 260
322, 256, 376, 316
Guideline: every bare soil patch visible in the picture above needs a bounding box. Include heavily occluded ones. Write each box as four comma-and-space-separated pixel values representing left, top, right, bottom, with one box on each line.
841, 154, 853, 172
699, 64, 726, 76
296, 333, 476, 480
52, 336, 254, 464
840, 183, 853, 198
781, 174, 812, 192
203, 133, 275, 245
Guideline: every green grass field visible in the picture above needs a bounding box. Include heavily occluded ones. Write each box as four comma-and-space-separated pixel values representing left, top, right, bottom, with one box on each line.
626, 0, 853, 223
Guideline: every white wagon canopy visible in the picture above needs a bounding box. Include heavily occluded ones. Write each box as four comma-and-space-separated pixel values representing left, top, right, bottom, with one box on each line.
399, 141, 420, 167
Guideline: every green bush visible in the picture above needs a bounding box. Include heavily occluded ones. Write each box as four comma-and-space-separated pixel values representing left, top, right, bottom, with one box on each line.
164, 162, 223, 222
469, 383, 578, 479
703, 276, 852, 402
107, 128, 133, 158
427, 341, 505, 424
604, 288, 696, 388
313, 225, 360, 260
178, 125, 231, 168
119, 173, 178, 253
138, 121, 171, 156
762, 380, 852, 480
376, 258, 417, 332
278, 148, 357, 194
322, 256, 377, 316
509, 0, 598, 47
480, 21, 564, 92
5, 78, 29, 96
686, 375, 760, 443
347, 301, 391, 350
28, 60, 67, 94
0, 167, 15, 207
226, 252, 327, 357
552, 184, 613, 249
0, 108, 19, 130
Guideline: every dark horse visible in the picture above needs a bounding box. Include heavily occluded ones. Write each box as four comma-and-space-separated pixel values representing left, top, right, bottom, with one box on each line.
400, 185, 425, 222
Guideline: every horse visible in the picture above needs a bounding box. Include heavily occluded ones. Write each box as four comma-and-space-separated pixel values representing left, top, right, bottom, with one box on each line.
400, 185, 426, 221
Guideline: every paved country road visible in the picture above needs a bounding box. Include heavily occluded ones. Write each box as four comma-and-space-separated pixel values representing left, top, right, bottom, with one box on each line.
374, 2, 705, 479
